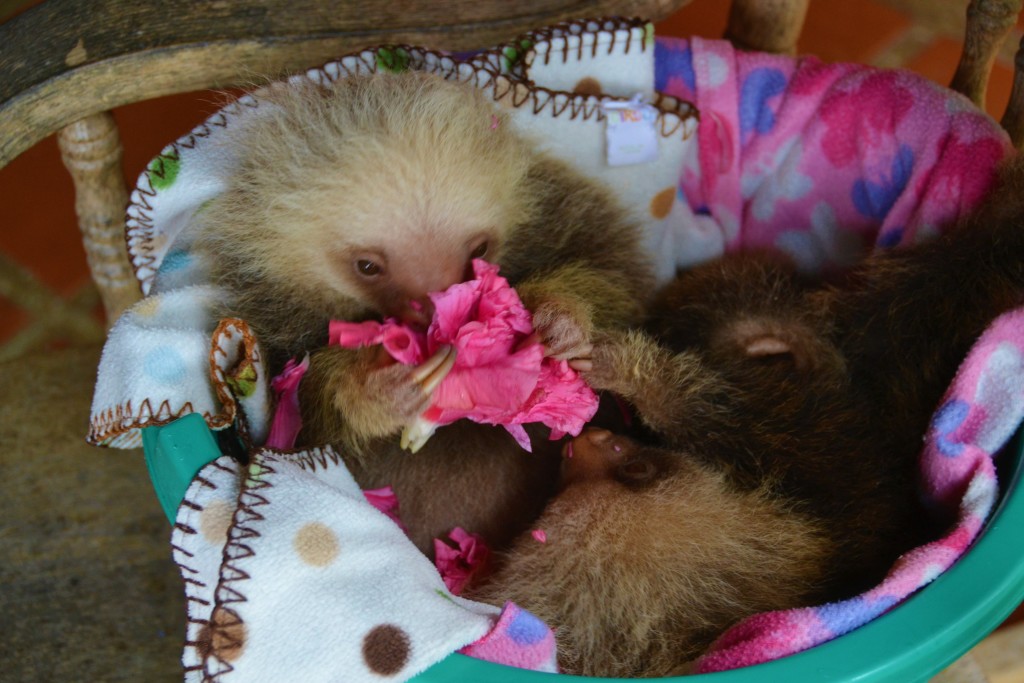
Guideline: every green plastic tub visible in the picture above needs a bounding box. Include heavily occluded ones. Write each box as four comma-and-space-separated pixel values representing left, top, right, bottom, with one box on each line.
144, 415, 1024, 682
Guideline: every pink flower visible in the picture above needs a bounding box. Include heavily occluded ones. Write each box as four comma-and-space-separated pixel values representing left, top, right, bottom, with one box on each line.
265, 354, 310, 449
363, 485, 407, 532
330, 260, 599, 451
328, 320, 425, 366
434, 527, 491, 595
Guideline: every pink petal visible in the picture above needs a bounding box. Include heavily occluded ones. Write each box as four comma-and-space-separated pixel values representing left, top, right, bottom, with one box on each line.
513, 359, 599, 439
429, 281, 483, 342
330, 319, 425, 365
503, 424, 534, 451
363, 485, 399, 515
431, 346, 544, 418
379, 324, 427, 365
434, 527, 491, 595
363, 485, 407, 532
329, 320, 384, 347
265, 354, 310, 449
329, 259, 599, 447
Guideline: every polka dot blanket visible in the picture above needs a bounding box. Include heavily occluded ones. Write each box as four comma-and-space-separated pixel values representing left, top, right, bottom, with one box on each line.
86, 18, 1022, 681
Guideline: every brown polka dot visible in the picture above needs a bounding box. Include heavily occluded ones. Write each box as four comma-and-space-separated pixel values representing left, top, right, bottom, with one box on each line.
362, 624, 411, 675
650, 186, 677, 219
573, 76, 603, 97
209, 606, 246, 663
194, 623, 213, 661
200, 499, 234, 546
293, 522, 340, 567
133, 297, 161, 318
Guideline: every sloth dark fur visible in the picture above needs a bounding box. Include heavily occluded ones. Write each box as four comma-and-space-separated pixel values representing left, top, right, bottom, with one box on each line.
467, 155, 1024, 677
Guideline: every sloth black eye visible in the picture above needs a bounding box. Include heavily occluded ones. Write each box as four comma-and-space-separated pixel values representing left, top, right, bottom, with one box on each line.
355, 259, 383, 277
470, 241, 489, 259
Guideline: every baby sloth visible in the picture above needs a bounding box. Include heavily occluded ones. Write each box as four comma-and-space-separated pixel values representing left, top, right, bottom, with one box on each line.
468, 158, 1024, 677
467, 260, 864, 677
194, 70, 654, 553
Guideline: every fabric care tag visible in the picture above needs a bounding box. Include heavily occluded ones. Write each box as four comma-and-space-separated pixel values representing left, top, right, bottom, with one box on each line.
602, 95, 659, 167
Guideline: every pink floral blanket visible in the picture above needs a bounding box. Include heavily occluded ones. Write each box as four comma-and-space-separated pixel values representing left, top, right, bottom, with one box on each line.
653, 37, 1022, 672
658, 37, 1007, 270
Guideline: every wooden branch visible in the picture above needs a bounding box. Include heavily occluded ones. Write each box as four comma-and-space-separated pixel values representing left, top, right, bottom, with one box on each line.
0, 0, 692, 168
56, 112, 140, 324
1003, 36, 1024, 150
724, 0, 810, 56
950, 0, 1024, 107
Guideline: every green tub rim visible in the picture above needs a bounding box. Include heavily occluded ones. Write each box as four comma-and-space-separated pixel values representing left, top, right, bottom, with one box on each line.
142, 416, 1024, 682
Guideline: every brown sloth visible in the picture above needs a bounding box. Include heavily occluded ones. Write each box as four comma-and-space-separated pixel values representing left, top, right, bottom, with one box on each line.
193, 70, 655, 553
468, 157, 1024, 677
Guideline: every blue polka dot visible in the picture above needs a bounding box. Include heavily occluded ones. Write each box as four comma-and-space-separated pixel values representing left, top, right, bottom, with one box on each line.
655, 41, 695, 94
877, 228, 904, 248
143, 346, 188, 384
158, 250, 192, 274
933, 399, 970, 457
506, 608, 550, 646
852, 144, 914, 221
739, 68, 787, 142
816, 594, 897, 636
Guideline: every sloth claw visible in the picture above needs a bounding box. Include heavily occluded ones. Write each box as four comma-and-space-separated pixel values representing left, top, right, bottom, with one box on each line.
395, 347, 456, 452
400, 417, 438, 453
412, 345, 456, 395
568, 358, 593, 372
555, 342, 593, 364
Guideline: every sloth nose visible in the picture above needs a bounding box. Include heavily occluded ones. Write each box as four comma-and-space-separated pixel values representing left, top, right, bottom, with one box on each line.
402, 297, 435, 328
565, 428, 614, 457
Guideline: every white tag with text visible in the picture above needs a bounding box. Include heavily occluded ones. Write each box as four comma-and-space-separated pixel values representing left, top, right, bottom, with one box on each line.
603, 95, 659, 167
